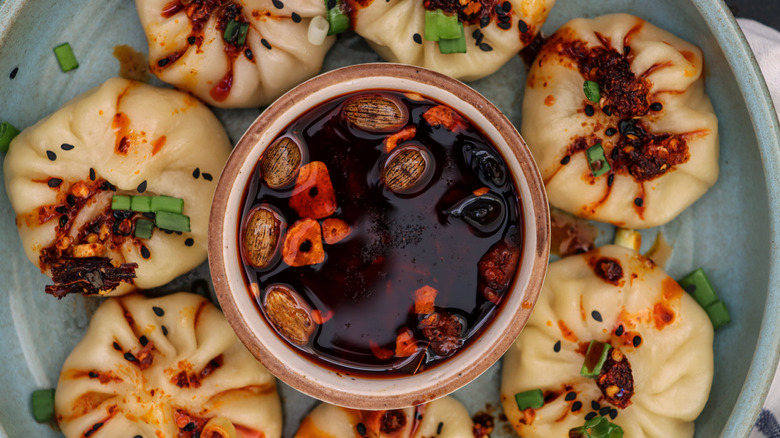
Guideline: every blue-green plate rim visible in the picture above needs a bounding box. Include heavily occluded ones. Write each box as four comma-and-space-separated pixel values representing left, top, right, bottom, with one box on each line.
0, 0, 778, 436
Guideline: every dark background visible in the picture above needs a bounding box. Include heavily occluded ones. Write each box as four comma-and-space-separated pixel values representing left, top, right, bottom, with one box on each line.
728, 1, 780, 29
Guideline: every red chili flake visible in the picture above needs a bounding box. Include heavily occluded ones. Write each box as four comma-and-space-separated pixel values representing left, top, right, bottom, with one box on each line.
422, 105, 468, 132
413, 285, 438, 315
311, 309, 334, 324
369, 340, 394, 361
289, 161, 338, 219
395, 327, 418, 358
477, 238, 520, 304
321, 218, 351, 244
383, 125, 417, 153
419, 311, 462, 357
590, 257, 624, 285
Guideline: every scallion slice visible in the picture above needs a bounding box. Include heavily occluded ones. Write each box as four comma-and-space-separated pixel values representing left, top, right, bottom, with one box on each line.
151, 195, 184, 214
326, 0, 350, 35
581, 340, 612, 378
155, 211, 191, 232
586, 143, 611, 177
111, 195, 131, 211
514, 388, 544, 411
134, 218, 155, 240
678, 268, 718, 308
569, 416, 624, 438
424, 9, 461, 41
706, 300, 731, 330
613, 228, 641, 251
130, 196, 153, 213
0, 121, 20, 153
31, 388, 55, 423
438, 23, 466, 54
53, 43, 79, 72
584, 80, 601, 103
223, 20, 249, 46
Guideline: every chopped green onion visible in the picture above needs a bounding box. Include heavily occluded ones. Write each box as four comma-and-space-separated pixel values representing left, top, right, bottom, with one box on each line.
151, 195, 184, 214
134, 219, 155, 240
155, 211, 191, 232
326, 0, 350, 35
514, 388, 544, 411
424, 9, 461, 41
678, 268, 718, 308
438, 23, 466, 54
569, 416, 624, 438
581, 340, 612, 378
111, 195, 131, 211
31, 389, 55, 423
130, 196, 153, 213
613, 228, 641, 251
705, 300, 731, 330
223, 20, 249, 47
586, 143, 611, 177
0, 121, 20, 153
584, 80, 601, 103
53, 43, 79, 72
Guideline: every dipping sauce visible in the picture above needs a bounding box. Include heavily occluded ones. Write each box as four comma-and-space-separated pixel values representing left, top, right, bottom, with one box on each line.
238, 89, 523, 375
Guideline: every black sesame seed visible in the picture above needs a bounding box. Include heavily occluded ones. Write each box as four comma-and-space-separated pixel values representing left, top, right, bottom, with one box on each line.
46, 150, 57, 161
650, 102, 663, 111
188, 36, 196, 45
599, 406, 611, 416
356, 422, 367, 436
634, 197, 644, 207
480, 15, 490, 28
123, 210, 134, 219
141, 246, 151, 259
417, 413, 423, 420
602, 105, 613, 116
202, 173, 213, 181
498, 14, 510, 22
10, 67, 18, 79
518, 19, 528, 33
67, 194, 76, 205
560, 155, 571, 165
497, 21, 510, 30
584, 105, 595, 116
609, 408, 618, 420
124, 352, 137, 362
565, 392, 576, 401
572, 401, 583, 412
261, 39, 272, 50
607, 173, 614, 187
633, 335, 642, 347
591, 310, 603, 322
611, 146, 620, 161
143, 212, 155, 219
605, 128, 617, 136
134, 436, 142, 438
210, 359, 220, 368
192, 168, 200, 179
59, 215, 69, 228
183, 422, 197, 431
48, 178, 63, 188
553, 340, 561, 352
153, 306, 165, 317
591, 400, 600, 411
624, 46, 631, 54
61, 143, 75, 151
137, 180, 147, 193
93, 423, 103, 431
185, 238, 194, 247
162, 325, 169, 336
616, 325, 624, 336
291, 12, 301, 23
327, 0, 336, 9
494, 4, 505, 14
585, 412, 597, 421
437, 422, 443, 434
479, 43, 493, 52
140, 335, 148, 346
157, 58, 169, 67
413, 33, 422, 44
272, 0, 283, 9
88, 371, 98, 378
55, 206, 68, 214
89, 168, 96, 181
245, 49, 253, 60
502, 1, 511, 11
85, 429, 94, 437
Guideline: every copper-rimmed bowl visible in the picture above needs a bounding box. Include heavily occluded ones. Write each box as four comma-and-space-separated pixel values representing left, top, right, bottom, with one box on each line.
208, 63, 550, 409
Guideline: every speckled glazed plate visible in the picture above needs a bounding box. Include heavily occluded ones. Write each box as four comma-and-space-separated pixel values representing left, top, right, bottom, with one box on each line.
0, 0, 778, 437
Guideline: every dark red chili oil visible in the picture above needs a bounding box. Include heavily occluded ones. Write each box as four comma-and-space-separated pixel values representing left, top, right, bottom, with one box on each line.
238, 89, 523, 376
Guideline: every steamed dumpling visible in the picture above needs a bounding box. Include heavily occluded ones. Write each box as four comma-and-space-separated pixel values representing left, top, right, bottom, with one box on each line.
522, 14, 719, 228
295, 396, 475, 438
55, 293, 282, 438
3, 78, 231, 297
347, 0, 556, 81
135, 0, 335, 108
501, 245, 713, 438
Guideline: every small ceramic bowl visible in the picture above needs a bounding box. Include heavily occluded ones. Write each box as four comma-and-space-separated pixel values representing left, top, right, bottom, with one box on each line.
208, 63, 550, 409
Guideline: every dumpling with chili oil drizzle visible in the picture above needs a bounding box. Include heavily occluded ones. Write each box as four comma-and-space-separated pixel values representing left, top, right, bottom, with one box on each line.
522, 14, 719, 228
500, 245, 713, 438
295, 396, 476, 438
135, 0, 335, 108
3, 78, 231, 297
345, 0, 556, 81
55, 292, 282, 438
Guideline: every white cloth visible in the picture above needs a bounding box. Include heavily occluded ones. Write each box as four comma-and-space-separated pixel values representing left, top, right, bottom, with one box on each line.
741, 17, 780, 438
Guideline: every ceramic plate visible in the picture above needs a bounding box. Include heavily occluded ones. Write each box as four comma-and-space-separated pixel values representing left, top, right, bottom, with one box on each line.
0, 0, 778, 437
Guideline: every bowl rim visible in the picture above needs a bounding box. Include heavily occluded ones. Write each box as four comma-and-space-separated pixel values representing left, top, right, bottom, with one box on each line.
208, 62, 551, 409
